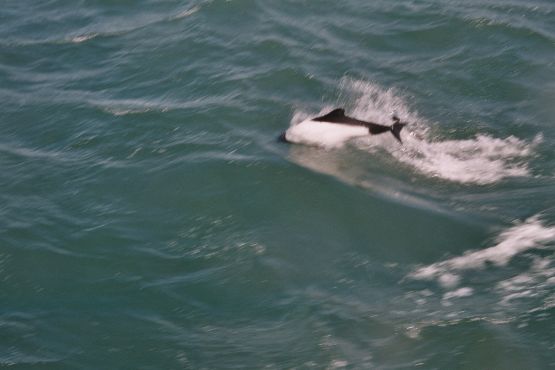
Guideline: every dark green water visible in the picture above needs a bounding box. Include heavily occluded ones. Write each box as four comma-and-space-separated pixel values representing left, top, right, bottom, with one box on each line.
1, 0, 555, 368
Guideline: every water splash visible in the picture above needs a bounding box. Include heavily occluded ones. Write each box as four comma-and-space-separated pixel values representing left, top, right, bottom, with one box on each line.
287, 79, 541, 184
394, 134, 541, 184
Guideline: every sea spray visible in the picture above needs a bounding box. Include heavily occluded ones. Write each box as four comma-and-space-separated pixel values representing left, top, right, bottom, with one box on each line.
287, 79, 541, 184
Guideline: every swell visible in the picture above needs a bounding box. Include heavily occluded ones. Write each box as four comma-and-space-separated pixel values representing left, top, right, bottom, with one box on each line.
0, 1, 204, 47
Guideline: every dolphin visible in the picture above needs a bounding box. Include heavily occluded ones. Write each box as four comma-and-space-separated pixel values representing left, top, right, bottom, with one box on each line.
279, 108, 407, 145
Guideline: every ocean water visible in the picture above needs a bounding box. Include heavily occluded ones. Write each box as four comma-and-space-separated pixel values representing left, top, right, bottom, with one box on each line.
1, 0, 555, 368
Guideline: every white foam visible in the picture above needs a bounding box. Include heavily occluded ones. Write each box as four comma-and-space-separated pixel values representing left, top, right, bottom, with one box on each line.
392, 134, 540, 185
286, 79, 540, 184
443, 287, 474, 300
496, 256, 555, 305
409, 215, 555, 288
174, 6, 200, 19
105, 107, 152, 116
329, 360, 349, 369
70, 33, 97, 43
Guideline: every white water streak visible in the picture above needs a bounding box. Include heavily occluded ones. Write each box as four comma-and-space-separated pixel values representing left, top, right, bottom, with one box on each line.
409, 215, 555, 288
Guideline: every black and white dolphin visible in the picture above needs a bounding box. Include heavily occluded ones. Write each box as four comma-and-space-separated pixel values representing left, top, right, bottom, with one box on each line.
280, 108, 407, 147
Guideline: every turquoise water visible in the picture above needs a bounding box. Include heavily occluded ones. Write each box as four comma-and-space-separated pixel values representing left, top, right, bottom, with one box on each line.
1, 0, 555, 368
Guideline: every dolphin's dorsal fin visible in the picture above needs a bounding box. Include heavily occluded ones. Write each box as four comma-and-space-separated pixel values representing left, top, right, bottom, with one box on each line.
313, 108, 346, 122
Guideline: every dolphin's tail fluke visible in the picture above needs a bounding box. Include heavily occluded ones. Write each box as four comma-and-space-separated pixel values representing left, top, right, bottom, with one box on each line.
390, 116, 407, 144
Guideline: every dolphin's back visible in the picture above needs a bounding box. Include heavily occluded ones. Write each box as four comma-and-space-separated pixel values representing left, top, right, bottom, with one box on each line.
313, 108, 349, 123
313, 108, 391, 134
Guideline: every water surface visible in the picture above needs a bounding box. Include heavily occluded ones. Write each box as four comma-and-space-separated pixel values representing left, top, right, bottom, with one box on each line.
1, 0, 555, 368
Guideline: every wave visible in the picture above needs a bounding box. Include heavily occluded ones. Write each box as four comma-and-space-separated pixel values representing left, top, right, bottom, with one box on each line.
68, 33, 98, 44
408, 215, 555, 290
287, 79, 541, 184
172, 5, 201, 20
3, 1, 204, 48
